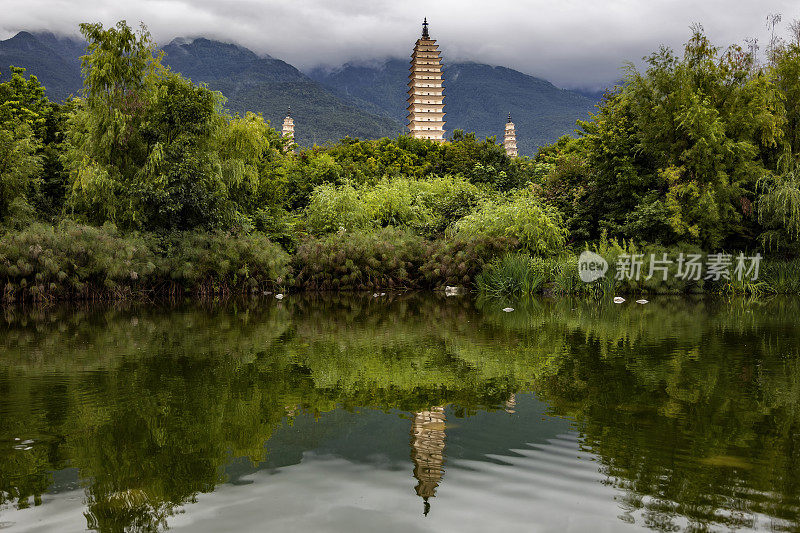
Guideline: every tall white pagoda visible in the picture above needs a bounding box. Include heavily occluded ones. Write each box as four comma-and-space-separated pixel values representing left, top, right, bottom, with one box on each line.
504, 113, 518, 158
407, 19, 446, 142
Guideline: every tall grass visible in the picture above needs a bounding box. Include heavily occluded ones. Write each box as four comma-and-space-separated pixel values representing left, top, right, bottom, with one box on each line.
761, 259, 800, 295
476, 253, 549, 296
544, 255, 612, 297
476, 249, 800, 299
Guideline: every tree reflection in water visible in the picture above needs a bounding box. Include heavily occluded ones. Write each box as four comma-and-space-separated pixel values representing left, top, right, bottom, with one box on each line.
0, 294, 799, 531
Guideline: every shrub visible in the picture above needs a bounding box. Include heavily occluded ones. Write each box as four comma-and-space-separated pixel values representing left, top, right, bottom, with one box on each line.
304, 176, 486, 238
162, 231, 291, 294
420, 235, 518, 288
411, 176, 485, 235
361, 177, 429, 229
304, 182, 372, 235
0, 221, 157, 300
292, 228, 427, 290
362, 176, 485, 236
252, 207, 304, 252
757, 171, 800, 250
0, 222, 290, 300
451, 187, 567, 256
593, 238, 707, 295
759, 258, 800, 295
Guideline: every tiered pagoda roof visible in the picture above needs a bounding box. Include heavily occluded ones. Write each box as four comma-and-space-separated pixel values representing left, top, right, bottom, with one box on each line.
407, 18, 445, 142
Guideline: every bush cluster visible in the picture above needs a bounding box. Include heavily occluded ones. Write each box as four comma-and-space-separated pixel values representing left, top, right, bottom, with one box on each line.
420, 235, 519, 288
292, 227, 519, 291
303, 176, 486, 237
161, 231, 291, 295
0, 222, 289, 301
292, 227, 427, 290
451, 187, 568, 255
0, 221, 157, 300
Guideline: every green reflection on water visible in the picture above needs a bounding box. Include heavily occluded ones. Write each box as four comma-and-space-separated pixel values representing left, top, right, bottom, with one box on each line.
0, 294, 799, 531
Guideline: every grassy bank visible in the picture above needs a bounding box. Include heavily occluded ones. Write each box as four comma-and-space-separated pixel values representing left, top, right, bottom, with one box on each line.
476, 252, 800, 297
0, 222, 515, 301
0, 222, 291, 302
3, 221, 798, 302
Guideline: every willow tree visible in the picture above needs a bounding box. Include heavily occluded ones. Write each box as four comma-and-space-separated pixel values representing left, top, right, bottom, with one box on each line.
758, 170, 800, 250
755, 21, 800, 250
62, 21, 283, 231
62, 21, 161, 226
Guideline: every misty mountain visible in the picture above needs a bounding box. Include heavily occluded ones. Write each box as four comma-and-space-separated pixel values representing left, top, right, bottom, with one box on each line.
0, 32, 403, 146
0, 31, 83, 101
310, 59, 598, 155
158, 38, 403, 145
1, 31, 596, 152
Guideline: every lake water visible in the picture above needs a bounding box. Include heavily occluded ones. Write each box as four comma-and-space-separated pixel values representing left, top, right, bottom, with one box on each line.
0, 294, 798, 532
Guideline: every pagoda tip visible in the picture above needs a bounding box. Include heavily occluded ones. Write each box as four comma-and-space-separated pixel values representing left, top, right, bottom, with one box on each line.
507, 112, 512, 123
422, 18, 430, 39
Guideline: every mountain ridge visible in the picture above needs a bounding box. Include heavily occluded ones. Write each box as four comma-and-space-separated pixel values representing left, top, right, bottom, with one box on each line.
1, 31, 596, 153
0, 32, 403, 145
0, 31, 83, 100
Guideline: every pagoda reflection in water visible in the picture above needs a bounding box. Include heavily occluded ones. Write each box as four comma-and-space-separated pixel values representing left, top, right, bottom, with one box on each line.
409, 407, 446, 516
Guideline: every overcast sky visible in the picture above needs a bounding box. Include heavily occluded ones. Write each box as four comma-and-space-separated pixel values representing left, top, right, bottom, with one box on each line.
2, 0, 799, 89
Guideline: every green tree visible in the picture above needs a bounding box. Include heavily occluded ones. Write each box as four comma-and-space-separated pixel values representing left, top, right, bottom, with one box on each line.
563, 26, 787, 249
452, 186, 568, 256
769, 23, 800, 159
0, 67, 48, 226
62, 21, 161, 226
61, 21, 291, 231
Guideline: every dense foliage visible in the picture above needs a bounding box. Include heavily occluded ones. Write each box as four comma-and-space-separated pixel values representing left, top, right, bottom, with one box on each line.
3, 20, 800, 299
538, 24, 800, 253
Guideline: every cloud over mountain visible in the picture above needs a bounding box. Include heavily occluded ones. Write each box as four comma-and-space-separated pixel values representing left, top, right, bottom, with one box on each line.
1, 0, 799, 89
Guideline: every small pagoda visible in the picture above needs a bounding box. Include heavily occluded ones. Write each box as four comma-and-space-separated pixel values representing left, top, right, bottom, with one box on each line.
282, 108, 295, 140
407, 19, 446, 142
504, 113, 518, 158
281, 108, 296, 152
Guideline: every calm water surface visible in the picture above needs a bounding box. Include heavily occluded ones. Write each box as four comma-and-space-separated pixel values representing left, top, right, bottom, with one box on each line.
0, 295, 798, 532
